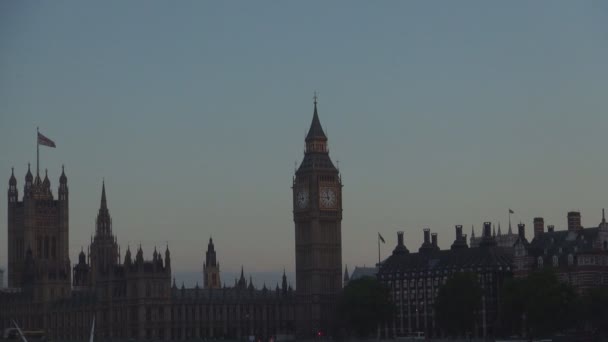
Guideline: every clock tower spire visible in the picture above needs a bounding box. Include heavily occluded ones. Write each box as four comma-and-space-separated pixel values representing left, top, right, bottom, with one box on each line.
293, 95, 342, 338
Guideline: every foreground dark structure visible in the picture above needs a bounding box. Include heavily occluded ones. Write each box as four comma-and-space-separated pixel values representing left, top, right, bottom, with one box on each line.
378, 224, 513, 338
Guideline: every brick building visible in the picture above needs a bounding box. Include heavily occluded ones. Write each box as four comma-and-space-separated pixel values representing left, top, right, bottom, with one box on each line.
513, 210, 608, 293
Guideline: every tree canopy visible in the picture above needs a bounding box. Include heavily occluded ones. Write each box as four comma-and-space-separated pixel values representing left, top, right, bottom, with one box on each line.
501, 269, 577, 338
337, 276, 395, 337
434, 272, 482, 337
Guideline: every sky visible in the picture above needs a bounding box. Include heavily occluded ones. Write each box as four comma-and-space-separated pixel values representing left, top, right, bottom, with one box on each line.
1, 1, 608, 288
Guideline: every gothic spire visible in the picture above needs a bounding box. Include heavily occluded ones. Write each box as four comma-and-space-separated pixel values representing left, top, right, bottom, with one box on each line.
306, 103, 326, 139
101, 180, 107, 210
471, 225, 476, 238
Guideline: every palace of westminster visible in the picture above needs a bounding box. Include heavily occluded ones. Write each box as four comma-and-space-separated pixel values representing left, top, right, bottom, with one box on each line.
2, 100, 608, 340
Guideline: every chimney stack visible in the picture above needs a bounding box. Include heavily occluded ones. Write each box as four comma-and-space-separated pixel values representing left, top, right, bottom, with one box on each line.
455, 225, 463, 240
533, 217, 544, 237
392, 231, 410, 255
483, 222, 492, 238
567, 211, 582, 231
518, 223, 526, 239
547, 225, 555, 233
423, 228, 431, 244
431, 233, 438, 248
397, 231, 404, 246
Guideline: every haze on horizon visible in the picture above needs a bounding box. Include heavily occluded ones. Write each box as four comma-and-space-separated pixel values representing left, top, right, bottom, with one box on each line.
1, 1, 608, 287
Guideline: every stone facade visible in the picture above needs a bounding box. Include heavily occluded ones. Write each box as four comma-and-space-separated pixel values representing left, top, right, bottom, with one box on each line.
378, 224, 513, 339
7, 166, 71, 295
1, 175, 296, 340
293, 98, 343, 338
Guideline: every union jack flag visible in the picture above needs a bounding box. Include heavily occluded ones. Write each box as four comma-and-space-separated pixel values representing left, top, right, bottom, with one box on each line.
38, 132, 56, 148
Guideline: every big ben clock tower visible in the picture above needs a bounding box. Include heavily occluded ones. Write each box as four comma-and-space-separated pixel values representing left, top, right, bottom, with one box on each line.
293, 96, 342, 338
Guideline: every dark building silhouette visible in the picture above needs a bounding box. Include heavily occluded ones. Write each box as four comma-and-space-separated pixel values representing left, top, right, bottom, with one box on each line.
293, 98, 343, 337
2, 177, 295, 340
378, 223, 513, 339
513, 210, 608, 294
7, 165, 71, 297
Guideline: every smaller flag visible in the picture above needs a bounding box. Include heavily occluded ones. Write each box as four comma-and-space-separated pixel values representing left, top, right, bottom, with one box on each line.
38, 132, 56, 148
509, 209, 514, 214
378, 232, 385, 243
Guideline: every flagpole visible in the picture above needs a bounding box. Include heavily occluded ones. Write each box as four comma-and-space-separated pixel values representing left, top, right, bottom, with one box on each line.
36, 127, 39, 176
377, 234, 380, 265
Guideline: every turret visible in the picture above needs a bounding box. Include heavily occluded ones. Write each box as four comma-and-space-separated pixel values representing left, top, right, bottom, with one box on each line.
136, 245, 144, 265
8, 167, 18, 203
58, 165, 68, 201
42, 169, 51, 190
24, 163, 33, 194
164, 245, 171, 271
124, 246, 132, 266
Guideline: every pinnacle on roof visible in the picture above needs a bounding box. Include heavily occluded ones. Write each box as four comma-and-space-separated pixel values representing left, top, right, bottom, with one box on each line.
9, 167, 16, 185
60, 165, 67, 184
42, 169, 50, 188
305, 95, 327, 143
343, 265, 350, 282
25, 163, 33, 182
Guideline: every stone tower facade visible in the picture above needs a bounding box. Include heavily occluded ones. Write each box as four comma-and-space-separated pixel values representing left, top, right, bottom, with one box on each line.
7, 165, 71, 298
203, 237, 221, 289
293, 98, 343, 337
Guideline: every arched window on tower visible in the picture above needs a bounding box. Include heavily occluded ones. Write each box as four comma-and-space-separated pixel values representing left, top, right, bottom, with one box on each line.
537, 256, 544, 268
568, 254, 574, 266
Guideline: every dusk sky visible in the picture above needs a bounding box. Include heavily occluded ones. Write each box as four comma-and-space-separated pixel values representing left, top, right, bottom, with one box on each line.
1, 1, 608, 287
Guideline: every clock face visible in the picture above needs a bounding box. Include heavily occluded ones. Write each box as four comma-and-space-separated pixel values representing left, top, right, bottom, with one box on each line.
296, 190, 309, 209
319, 187, 337, 208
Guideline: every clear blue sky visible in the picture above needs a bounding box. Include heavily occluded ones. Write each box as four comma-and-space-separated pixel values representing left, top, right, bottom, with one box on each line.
1, 1, 608, 287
